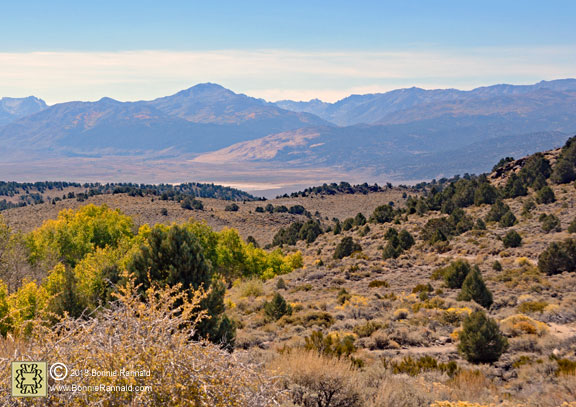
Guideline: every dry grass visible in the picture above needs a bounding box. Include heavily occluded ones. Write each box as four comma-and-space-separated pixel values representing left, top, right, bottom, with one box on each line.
0, 274, 280, 406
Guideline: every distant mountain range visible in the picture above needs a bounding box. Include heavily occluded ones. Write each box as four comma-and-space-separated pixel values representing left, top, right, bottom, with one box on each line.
1, 79, 575, 187
0, 96, 47, 126
275, 79, 576, 126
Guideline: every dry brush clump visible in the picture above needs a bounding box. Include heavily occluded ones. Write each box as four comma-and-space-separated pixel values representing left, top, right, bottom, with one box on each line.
270, 350, 362, 407
0, 274, 281, 406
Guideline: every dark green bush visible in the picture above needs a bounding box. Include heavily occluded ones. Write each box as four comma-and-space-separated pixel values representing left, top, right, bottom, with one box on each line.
224, 203, 239, 212
458, 310, 508, 364
370, 204, 396, 224
128, 224, 234, 348
398, 229, 415, 250
334, 237, 362, 259
442, 259, 472, 289
551, 159, 576, 184
288, 204, 307, 215
485, 200, 511, 223
354, 212, 367, 226
473, 182, 498, 205
342, 218, 355, 231
492, 156, 514, 172
518, 153, 551, 187
521, 199, 536, 215
246, 235, 259, 247
536, 186, 556, 204
503, 230, 522, 248
382, 239, 401, 260
181, 197, 204, 210
539, 213, 561, 233
421, 217, 452, 244
333, 221, 342, 235
273, 220, 323, 246
502, 173, 528, 198
499, 211, 517, 227
384, 227, 398, 240
538, 238, 576, 275
276, 277, 287, 290
475, 218, 486, 230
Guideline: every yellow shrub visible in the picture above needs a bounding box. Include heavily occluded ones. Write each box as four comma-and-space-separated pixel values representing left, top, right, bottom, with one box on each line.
500, 314, 549, 337
515, 257, 532, 266
450, 328, 461, 341
7, 279, 50, 336
440, 307, 472, 325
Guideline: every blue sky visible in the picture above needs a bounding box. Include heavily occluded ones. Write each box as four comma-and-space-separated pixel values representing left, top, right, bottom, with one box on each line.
0, 1, 574, 103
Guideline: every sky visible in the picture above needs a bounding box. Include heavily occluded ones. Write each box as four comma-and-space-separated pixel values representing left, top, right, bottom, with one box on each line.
0, 0, 575, 104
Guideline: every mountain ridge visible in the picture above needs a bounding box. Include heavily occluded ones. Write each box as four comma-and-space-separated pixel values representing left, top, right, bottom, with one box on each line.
1, 79, 576, 186
0, 96, 48, 126
274, 78, 576, 126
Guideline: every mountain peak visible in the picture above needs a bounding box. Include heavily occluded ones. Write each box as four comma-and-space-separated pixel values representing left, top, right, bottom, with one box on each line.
97, 97, 120, 104
176, 83, 235, 98
0, 96, 48, 126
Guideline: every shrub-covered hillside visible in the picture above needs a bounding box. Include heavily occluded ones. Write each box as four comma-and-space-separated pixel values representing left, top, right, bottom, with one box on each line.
1, 139, 576, 405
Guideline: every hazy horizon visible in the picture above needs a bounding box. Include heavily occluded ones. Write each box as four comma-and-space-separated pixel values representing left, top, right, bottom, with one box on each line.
1, 1, 575, 104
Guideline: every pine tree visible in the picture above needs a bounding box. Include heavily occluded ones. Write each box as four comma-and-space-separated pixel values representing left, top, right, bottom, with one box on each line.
475, 218, 486, 230
443, 259, 471, 289
551, 159, 576, 184
334, 237, 362, 259
382, 240, 401, 260
538, 239, 576, 275
499, 210, 517, 227
485, 200, 510, 223
333, 221, 342, 235
354, 212, 367, 226
458, 310, 508, 364
384, 227, 398, 240
503, 173, 528, 198
457, 266, 493, 308
264, 292, 292, 321
536, 186, 556, 204
473, 182, 498, 205
128, 224, 235, 347
502, 230, 522, 248
398, 229, 415, 250
370, 204, 396, 223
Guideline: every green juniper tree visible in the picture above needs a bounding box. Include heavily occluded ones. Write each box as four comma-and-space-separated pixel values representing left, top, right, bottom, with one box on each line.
128, 224, 235, 349
457, 266, 493, 308
458, 310, 508, 364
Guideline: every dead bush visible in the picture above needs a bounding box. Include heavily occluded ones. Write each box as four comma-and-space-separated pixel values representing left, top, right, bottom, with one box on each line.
271, 350, 362, 407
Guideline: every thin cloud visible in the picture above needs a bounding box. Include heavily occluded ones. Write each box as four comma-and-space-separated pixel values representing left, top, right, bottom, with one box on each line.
0, 47, 574, 104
